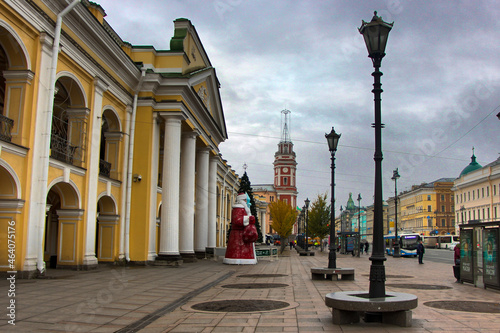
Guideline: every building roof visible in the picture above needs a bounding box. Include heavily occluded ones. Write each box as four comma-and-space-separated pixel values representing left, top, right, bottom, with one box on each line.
252, 184, 276, 192
459, 153, 482, 177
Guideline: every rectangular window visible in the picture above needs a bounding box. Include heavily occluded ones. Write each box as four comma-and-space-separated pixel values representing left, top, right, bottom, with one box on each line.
441, 219, 445, 227
441, 205, 445, 212
482, 188, 484, 198
494, 185, 497, 196
473, 191, 475, 200
427, 205, 432, 212
441, 194, 445, 201
283, 177, 288, 185
270, 196, 274, 202
487, 187, 489, 197
427, 195, 431, 201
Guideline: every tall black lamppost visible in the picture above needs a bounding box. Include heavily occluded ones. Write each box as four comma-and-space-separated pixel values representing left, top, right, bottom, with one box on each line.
305, 198, 310, 252
357, 193, 362, 257
359, 11, 393, 298
301, 207, 306, 248
392, 168, 401, 257
326, 127, 341, 268
340, 205, 344, 253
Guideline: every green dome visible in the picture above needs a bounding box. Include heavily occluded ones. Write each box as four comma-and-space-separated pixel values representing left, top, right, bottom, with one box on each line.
459, 153, 482, 177
346, 193, 356, 211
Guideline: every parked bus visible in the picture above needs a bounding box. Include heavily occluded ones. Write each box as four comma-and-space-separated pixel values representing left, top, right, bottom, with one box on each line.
422, 235, 459, 249
436, 235, 459, 249
384, 233, 421, 257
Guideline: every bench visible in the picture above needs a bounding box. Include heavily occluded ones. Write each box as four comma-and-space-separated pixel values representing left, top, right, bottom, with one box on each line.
311, 267, 354, 280
325, 291, 418, 327
299, 251, 315, 256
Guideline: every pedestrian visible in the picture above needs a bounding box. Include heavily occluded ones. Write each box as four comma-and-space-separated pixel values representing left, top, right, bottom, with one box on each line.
359, 242, 364, 254
453, 243, 461, 281
417, 240, 425, 264
290, 241, 293, 250
364, 241, 369, 254
454, 243, 461, 265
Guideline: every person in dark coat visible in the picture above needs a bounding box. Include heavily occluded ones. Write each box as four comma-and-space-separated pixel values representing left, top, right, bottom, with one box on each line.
417, 240, 425, 264
364, 241, 369, 254
454, 243, 461, 265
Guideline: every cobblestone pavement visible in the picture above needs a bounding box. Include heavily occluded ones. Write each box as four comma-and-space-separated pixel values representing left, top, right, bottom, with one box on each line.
1, 249, 499, 332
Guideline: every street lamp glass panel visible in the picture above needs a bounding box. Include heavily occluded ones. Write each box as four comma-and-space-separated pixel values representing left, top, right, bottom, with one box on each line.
359, 11, 393, 58
305, 198, 310, 209
392, 168, 400, 180
325, 127, 341, 152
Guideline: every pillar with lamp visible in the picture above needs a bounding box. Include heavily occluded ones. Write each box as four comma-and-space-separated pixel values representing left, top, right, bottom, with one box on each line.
392, 168, 400, 257
325, 12, 417, 326
356, 193, 362, 257
325, 127, 341, 268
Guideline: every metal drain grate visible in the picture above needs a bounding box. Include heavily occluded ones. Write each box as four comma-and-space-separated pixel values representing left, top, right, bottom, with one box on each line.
237, 274, 288, 278
424, 301, 500, 313
191, 299, 290, 312
386, 284, 452, 290
222, 283, 288, 289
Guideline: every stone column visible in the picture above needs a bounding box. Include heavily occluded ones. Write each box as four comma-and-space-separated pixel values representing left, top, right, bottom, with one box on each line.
206, 156, 218, 256
179, 131, 198, 262
156, 115, 183, 265
194, 147, 210, 258
82, 77, 108, 269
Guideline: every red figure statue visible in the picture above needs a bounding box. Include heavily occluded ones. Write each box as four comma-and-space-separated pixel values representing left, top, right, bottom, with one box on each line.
223, 193, 258, 264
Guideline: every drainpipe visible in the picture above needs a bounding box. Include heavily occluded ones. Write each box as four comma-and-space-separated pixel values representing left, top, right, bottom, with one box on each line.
37, 0, 80, 274
124, 68, 146, 261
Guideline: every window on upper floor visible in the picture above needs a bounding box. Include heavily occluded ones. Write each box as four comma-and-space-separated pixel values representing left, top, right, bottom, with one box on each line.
427, 195, 431, 201
427, 205, 432, 212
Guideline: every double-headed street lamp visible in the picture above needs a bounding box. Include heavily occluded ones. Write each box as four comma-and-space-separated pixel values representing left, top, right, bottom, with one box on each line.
326, 127, 341, 268
357, 193, 362, 257
305, 198, 310, 252
359, 11, 393, 298
392, 168, 401, 257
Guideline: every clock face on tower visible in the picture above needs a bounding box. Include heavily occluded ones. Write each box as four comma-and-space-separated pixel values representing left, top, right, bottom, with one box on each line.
282, 167, 289, 173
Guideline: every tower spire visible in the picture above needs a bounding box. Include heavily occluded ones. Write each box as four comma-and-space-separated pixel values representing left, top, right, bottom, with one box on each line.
280, 109, 291, 143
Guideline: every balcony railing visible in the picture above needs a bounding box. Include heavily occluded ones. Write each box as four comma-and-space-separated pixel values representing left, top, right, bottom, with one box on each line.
99, 159, 111, 177
50, 134, 78, 164
0, 114, 13, 142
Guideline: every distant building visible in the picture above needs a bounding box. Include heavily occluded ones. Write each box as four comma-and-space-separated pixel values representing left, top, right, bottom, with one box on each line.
397, 178, 455, 236
453, 152, 500, 230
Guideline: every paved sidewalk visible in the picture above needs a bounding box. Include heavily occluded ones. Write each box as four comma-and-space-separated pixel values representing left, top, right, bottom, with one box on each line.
1, 249, 499, 332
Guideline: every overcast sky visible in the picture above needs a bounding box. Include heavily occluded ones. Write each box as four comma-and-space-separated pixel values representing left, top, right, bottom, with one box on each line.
96, 0, 500, 210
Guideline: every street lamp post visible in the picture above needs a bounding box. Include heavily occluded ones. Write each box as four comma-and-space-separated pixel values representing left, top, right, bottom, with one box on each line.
340, 205, 344, 254
359, 11, 393, 298
326, 127, 341, 268
305, 198, 310, 252
357, 193, 362, 257
392, 168, 400, 257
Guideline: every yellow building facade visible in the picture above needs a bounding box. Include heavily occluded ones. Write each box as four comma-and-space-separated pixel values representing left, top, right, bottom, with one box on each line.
0, 0, 238, 277
398, 178, 455, 236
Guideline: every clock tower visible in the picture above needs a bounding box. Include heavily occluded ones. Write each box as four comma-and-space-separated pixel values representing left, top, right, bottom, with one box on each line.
273, 109, 298, 208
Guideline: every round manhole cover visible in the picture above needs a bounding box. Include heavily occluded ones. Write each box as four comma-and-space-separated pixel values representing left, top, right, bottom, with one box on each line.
425, 301, 500, 313
222, 283, 288, 289
387, 284, 452, 290
191, 299, 291, 313
237, 274, 287, 278
362, 274, 413, 279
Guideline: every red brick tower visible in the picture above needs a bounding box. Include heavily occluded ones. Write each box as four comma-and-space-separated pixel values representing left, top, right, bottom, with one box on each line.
273, 109, 298, 208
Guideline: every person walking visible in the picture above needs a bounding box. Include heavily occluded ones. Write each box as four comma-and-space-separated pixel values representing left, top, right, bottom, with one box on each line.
453, 243, 461, 281
364, 241, 369, 254
417, 240, 425, 264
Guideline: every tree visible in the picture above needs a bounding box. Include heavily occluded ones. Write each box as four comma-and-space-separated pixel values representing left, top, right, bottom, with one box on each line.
307, 193, 331, 252
226, 171, 263, 244
268, 200, 298, 253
